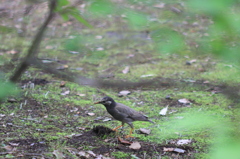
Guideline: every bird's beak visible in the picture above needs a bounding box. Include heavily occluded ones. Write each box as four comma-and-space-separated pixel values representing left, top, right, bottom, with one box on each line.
94, 101, 101, 104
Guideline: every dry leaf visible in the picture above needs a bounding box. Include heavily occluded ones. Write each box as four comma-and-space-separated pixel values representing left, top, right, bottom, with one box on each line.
163, 147, 185, 153
45, 45, 53, 49
87, 112, 95, 116
96, 47, 104, 51
163, 147, 174, 152
61, 90, 70, 96
139, 128, 151, 135
118, 137, 132, 145
53, 150, 65, 159
178, 98, 190, 104
78, 151, 89, 158
118, 90, 131, 97
122, 66, 130, 74
140, 74, 155, 78
159, 106, 168, 115
153, 3, 165, 8
102, 117, 112, 122
129, 142, 141, 150
174, 148, 185, 153
60, 81, 66, 87
95, 35, 103, 39
87, 150, 96, 157
177, 139, 192, 145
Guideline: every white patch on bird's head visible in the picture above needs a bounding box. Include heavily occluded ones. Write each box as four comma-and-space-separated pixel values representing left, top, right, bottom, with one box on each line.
105, 100, 112, 105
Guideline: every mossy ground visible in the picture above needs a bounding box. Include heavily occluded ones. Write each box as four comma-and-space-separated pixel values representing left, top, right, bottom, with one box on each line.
1, 0, 240, 158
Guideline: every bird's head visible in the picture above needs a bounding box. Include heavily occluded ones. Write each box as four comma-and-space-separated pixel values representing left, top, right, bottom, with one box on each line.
94, 96, 114, 106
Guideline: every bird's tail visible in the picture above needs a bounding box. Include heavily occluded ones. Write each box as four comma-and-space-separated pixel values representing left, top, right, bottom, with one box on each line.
148, 119, 155, 124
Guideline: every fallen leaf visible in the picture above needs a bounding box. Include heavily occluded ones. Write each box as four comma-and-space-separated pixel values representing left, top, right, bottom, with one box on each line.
153, 3, 165, 8
78, 127, 86, 130
87, 112, 95, 116
96, 47, 104, 51
139, 128, 151, 135
78, 151, 89, 158
159, 106, 168, 115
118, 137, 132, 145
87, 150, 96, 157
118, 90, 131, 97
45, 45, 53, 49
7, 98, 17, 103
56, 65, 68, 70
122, 66, 130, 74
60, 81, 66, 87
178, 98, 190, 104
0, 114, 6, 117
170, 7, 182, 13
102, 117, 112, 122
76, 93, 86, 96
95, 35, 103, 39
4, 145, 13, 151
140, 74, 155, 78
129, 142, 141, 150
42, 59, 53, 63
69, 51, 79, 54
7, 50, 18, 54
174, 148, 186, 153
190, 59, 197, 63
177, 139, 192, 145
203, 81, 210, 84
61, 90, 70, 96
53, 150, 65, 159
163, 147, 174, 152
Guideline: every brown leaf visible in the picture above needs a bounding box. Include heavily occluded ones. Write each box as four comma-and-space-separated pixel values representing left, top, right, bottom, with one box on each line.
129, 142, 141, 150
118, 137, 132, 145
60, 81, 66, 87
163, 147, 174, 152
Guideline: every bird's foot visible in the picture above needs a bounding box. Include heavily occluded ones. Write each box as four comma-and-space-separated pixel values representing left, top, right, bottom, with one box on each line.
124, 135, 134, 138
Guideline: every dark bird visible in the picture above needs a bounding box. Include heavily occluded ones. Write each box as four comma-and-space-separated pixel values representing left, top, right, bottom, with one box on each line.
94, 96, 154, 138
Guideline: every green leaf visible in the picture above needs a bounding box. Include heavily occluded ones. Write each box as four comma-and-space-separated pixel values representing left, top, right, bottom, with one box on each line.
125, 10, 148, 29
88, 0, 115, 16
188, 0, 235, 14
55, 0, 70, 11
60, 13, 69, 21
0, 82, 18, 100
70, 8, 93, 28
151, 29, 185, 53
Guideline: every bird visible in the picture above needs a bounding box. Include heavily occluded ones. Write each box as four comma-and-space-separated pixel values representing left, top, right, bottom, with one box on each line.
94, 96, 154, 138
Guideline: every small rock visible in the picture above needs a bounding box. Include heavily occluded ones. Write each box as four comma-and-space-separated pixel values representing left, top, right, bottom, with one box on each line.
165, 95, 171, 99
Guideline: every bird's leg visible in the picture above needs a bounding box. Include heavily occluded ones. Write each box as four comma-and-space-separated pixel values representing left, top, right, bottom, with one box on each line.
112, 125, 123, 131
125, 128, 134, 138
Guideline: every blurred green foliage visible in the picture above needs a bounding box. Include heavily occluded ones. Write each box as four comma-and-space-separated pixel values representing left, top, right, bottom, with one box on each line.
0, 81, 18, 100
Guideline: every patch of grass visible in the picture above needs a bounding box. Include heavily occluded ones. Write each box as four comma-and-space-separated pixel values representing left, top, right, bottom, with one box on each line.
112, 151, 131, 159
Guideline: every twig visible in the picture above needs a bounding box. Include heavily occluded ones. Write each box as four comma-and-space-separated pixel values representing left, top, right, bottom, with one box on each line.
9, 0, 57, 83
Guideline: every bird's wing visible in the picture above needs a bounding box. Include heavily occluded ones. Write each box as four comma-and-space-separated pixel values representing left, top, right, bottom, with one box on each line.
115, 103, 147, 121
